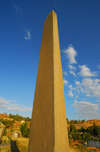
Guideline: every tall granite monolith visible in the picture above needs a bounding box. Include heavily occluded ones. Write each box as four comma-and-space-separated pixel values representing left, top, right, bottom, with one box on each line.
28, 10, 69, 152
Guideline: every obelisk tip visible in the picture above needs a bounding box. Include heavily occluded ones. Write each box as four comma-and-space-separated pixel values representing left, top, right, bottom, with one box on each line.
50, 10, 56, 15
44, 10, 56, 24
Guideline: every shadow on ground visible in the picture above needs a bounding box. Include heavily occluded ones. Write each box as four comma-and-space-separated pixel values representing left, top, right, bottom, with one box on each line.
11, 140, 20, 152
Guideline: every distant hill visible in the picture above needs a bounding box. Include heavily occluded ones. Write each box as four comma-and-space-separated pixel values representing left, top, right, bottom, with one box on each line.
67, 119, 100, 130
0, 113, 100, 130
0, 114, 13, 121
0, 114, 9, 118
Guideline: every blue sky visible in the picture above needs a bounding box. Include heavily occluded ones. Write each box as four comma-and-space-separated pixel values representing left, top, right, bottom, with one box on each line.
0, 0, 100, 120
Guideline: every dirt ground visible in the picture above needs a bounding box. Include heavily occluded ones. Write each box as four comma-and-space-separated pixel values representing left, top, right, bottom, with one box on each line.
69, 147, 80, 152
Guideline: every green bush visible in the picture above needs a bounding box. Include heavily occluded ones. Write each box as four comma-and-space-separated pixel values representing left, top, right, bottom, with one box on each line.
88, 122, 100, 137
69, 139, 71, 143
69, 123, 77, 133
0, 119, 14, 128
78, 143, 81, 149
20, 122, 30, 138
9, 113, 31, 121
81, 119, 85, 123
78, 126, 86, 133
3, 127, 7, 136
83, 132, 92, 142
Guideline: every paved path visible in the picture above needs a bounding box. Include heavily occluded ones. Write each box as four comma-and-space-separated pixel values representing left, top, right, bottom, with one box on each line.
0, 140, 16, 149
0, 143, 11, 148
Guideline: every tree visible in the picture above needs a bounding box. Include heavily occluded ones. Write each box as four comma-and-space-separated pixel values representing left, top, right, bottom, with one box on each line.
20, 122, 30, 138
83, 132, 92, 142
9, 113, 31, 121
25, 117, 31, 121
0, 119, 14, 128
70, 123, 77, 133
66, 118, 68, 122
78, 126, 86, 133
3, 127, 7, 136
88, 122, 100, 137
81, 119, 85, 123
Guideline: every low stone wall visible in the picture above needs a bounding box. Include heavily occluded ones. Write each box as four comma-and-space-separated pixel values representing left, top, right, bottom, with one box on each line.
87, 140, 100, 148
0, 143, 11, 149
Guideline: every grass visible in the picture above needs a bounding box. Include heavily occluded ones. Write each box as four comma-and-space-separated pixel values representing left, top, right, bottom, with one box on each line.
0, 138, 100, 152
16, 141, 28, 152
0, 140, 28, 152
0, 147, 11, 152
69, 140, 100, 152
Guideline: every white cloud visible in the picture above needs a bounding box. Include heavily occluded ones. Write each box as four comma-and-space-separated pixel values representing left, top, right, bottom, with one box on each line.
73, 78, 100, 97
79, 65, 96, 77
23, 114, 30, 117
69, 65, 76, 70
63, 71, 67, 76
69, 90, 74, 97
68, 85, 73, 88
0, 97, 9, 105
10, 104, 18, 107
63, 80, 68, 86
81, 78, 100, 97
75, 81, 80, 85
13, 4, 18, 12
69, 71, 76, 77
72, 100, 100, 119
97, 65, 100, 69
24, 29, 31, 40
86, 94, 91, 97
64, 45, 77, 64
9, 100, 17, 102
0, 97, 32, 112
97, 98, 100, 102
13, 4, 22, 16
75, 95, 79, 99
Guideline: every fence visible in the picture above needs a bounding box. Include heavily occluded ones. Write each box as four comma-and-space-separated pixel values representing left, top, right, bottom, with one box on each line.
87, 140, 100, 148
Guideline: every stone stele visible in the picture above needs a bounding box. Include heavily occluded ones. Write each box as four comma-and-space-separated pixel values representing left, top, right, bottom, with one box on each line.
28, 10, 69, 152
0, 127, 5, 142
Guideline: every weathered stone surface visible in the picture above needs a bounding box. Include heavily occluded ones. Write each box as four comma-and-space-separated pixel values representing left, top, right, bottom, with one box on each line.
0, 127, 5, 142
28, 10, 69, 152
